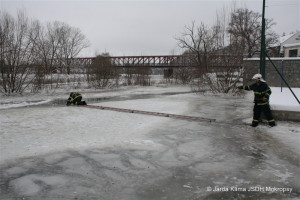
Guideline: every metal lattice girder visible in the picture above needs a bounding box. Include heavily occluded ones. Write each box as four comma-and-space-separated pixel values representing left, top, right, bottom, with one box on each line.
67, 54, 243, 69
109, 55, 195, 68
109, 55, 186, 67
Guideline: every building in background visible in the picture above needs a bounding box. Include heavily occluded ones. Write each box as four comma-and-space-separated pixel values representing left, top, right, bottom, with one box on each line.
268, 31, 300, 57
280, 31, 300, 57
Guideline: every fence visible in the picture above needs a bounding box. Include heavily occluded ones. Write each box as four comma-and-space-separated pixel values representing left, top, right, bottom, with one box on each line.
243, 57, 300, 87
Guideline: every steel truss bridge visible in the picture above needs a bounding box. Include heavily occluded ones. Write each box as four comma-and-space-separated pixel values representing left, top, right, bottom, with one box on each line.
53, 54, 242, 73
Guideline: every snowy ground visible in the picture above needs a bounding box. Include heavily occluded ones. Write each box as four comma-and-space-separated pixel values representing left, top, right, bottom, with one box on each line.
0, 85, 299, 199
269, 87, 300, 112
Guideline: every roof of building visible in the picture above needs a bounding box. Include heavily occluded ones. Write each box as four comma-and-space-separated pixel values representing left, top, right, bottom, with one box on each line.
270, 31, 300, 47
280, 33, 295, 43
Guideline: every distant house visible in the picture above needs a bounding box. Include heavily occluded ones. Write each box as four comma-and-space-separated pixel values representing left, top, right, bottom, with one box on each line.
279, 31, 300, 57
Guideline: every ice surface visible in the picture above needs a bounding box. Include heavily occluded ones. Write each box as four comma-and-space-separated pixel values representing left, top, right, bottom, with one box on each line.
0, 91, 190, 163
0, 85, 299, 199
1, 86, 299, 163
10, 174, 68, 196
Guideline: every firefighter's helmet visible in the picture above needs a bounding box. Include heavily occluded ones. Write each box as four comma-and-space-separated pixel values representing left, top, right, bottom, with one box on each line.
252, 74, 266, 82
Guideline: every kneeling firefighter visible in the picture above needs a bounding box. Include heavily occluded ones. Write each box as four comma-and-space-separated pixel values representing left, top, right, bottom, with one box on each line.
237, 74, 276, 127
66, 92, 87, 106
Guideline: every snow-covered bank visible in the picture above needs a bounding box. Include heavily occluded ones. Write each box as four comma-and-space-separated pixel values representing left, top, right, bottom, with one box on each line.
270, 87, 300, 111
242, 87, 300, 112
0, 99, 52, 110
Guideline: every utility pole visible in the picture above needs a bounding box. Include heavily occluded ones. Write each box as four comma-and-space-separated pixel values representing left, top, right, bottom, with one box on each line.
260, 0, 266, 79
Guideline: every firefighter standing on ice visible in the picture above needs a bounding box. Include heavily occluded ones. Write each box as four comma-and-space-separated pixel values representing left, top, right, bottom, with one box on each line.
66, 92, 87, 106
237, 74, 276, 127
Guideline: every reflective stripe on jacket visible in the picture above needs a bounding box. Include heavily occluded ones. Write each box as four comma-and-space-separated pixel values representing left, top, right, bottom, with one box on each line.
67, 92, 82, 103
242, 82, 271, 105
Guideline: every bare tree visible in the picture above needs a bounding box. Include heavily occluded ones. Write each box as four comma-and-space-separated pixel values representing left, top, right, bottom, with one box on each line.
29, 20, 89, 89
132, 67, 151, 86
58, 23, 90, 74
0, 10, 36, 94
172, 67, 195, 85
88, 54, 120, 88
28, 21, 65, 89
29, 20, 52, 90
227, 8, 278, 58
176, 7, 244, 93
1, 9, 90, 94
206, 6, 244, 93
176, 21, 214, 75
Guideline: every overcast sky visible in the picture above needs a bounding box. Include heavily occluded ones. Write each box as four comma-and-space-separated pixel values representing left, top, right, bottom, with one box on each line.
1, 0, 299, 57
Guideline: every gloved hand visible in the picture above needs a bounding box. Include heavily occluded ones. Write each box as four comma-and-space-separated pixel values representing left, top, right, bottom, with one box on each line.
263, 97, 268, 102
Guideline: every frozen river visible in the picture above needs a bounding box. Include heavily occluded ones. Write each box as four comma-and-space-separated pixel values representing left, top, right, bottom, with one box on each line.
0, 87, 299, 199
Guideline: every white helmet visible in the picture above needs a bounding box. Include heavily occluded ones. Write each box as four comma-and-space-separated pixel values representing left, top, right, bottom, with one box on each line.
252, 74, 266, 82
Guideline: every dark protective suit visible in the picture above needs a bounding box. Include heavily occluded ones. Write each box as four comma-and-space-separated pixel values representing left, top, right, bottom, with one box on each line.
66, 92, 87, 106
238, 81, 276, 127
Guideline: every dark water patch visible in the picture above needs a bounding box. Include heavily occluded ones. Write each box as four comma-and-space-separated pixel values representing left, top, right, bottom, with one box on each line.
3, 91, 193, 109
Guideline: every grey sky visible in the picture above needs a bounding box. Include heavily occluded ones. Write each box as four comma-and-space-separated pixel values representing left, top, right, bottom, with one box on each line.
1, 0, 299, 56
